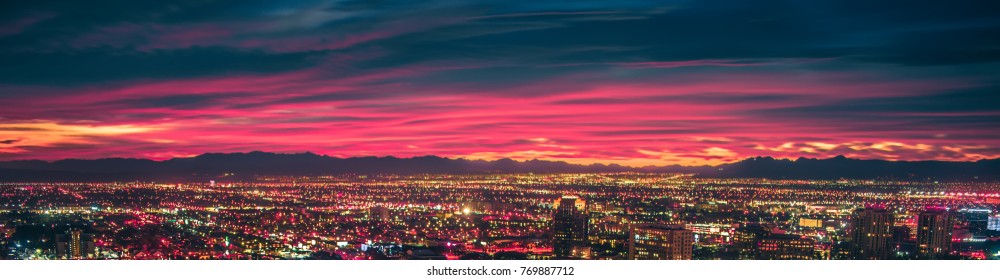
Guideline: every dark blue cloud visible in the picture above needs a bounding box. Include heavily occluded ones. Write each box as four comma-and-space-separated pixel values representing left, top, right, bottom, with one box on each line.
2, 0, 998, 87
0, 47, 321, 86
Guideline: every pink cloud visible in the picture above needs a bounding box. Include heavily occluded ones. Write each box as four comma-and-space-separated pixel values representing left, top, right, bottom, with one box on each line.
1, 62, 997, 165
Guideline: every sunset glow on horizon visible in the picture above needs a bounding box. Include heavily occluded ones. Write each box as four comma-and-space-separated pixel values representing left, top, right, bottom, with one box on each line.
2, 0, 999, 166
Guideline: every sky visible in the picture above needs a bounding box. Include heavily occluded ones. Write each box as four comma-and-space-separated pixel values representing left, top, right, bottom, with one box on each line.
1, 0, 999, 166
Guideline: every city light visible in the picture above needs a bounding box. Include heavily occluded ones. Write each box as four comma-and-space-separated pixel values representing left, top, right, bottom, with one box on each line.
0, 174, 997, 260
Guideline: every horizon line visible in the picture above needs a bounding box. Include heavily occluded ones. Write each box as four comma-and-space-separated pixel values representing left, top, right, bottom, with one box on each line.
3, 151, 997, 168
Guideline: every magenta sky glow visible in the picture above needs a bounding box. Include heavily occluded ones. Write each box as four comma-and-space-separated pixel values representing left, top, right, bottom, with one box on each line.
1, 0, 999, 166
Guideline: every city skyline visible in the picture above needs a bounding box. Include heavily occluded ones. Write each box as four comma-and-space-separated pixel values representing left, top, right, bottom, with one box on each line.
2, 0, 1000, 166
4, 174, 1000, 261
3, 0, 1000, 267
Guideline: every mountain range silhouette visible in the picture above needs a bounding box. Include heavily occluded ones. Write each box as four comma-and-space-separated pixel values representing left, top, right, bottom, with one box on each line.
1, 152, 997, 181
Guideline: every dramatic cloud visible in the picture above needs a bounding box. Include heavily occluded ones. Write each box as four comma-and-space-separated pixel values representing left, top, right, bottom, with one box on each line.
1, 0, 999, 165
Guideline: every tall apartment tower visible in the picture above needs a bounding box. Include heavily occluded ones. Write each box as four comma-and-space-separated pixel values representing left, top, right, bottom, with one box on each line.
628, 223, 693, 260
849, 207, 895, 259
552, 195, 588, 258
55, 229, 95, 259
916, 208, 954, 258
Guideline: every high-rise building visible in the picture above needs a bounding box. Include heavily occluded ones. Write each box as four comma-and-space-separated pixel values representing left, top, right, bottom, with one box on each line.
628, 224, 693, 260
849, 208, 895, 260
733, 224, 770, 260
55, 229, 95, 259
916, 208, 954, 258
757, 234, 815, 260
988, 215, 1000, 232
957, 209, 991, 235
587, 215, 628, 260
552, 195, 588, 258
